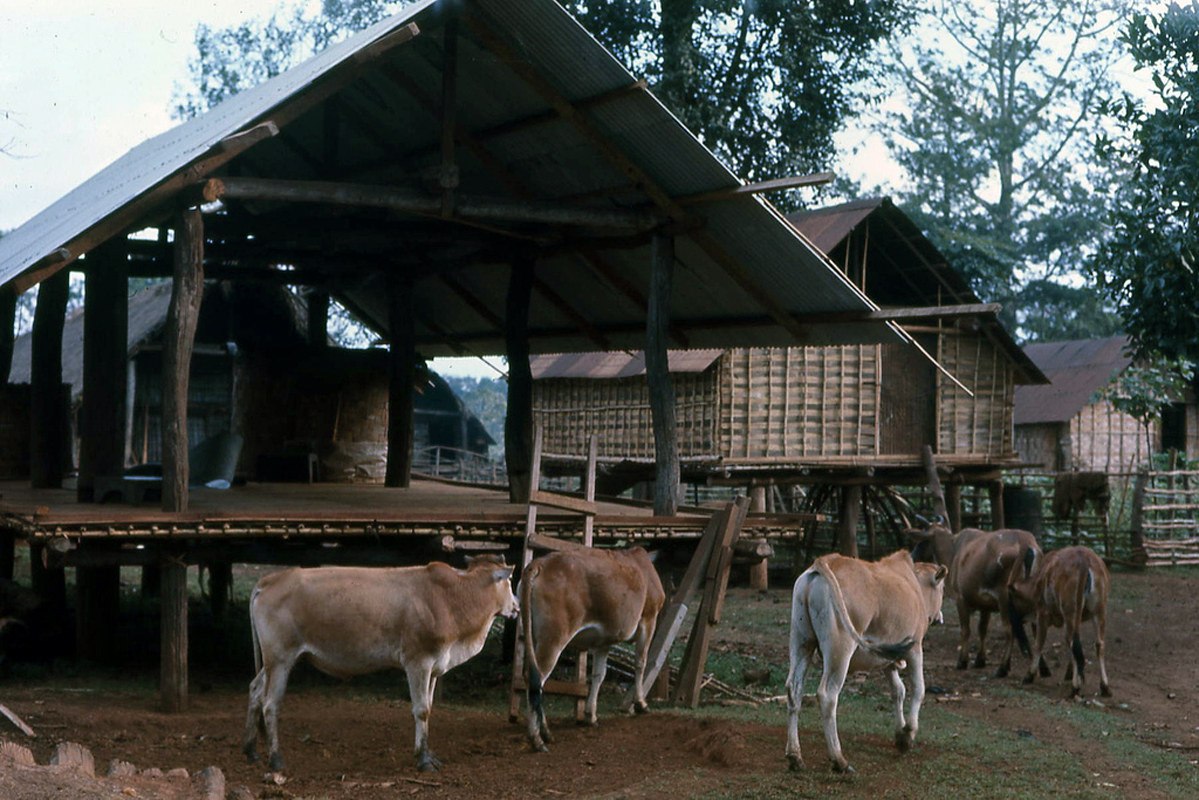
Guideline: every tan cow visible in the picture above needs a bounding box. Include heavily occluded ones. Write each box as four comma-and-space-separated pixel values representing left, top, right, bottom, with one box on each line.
785, 550, 947, 773
908, 525, 1041, 676
521, 546, 665, 753
242, 556, 518, 773
1012, 545, 1111, 697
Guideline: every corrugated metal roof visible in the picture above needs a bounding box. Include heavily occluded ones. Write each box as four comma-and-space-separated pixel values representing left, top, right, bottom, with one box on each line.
1013, 336, 1131, 425
0, 0, 895, 359
529, 349, 723, 379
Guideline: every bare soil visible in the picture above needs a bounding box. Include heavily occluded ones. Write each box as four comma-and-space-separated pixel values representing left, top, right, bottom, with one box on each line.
0, 568, 1195, 799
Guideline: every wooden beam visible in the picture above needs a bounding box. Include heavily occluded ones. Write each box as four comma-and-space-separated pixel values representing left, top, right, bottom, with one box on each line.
161, 208, 205, 512
440, 273, 506, 331
646, 233, 679, 516
218, 177, 662, 231
527, 490, 598, 516
676, 172, 835, 206
10, 122, 278, 296
439, 10, 460, 217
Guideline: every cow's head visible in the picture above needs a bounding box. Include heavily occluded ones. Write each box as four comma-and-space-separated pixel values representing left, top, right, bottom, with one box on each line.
906, 523, 956, 568
494, 566, 519, 619
913, 562, 949, 626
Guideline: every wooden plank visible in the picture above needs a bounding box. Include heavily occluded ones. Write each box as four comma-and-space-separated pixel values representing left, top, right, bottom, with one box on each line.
528, 490, 598, 515
527, 532, 587, 553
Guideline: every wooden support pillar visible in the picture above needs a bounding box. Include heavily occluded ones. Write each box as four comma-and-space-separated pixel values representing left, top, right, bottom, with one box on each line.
0, 531, 13, 581
989, 480, 1005, 529
160, 550, 189, 713
206, 562, 232, 623
835, 485, 861, 557
75, 562, 121, 663
162, 208, 205, 512
945, 484, 962, 532
307, 290, 329, 348
30, 270, 70, 489
505, 254, 535, 503
78, 239, 129, 502
646, 233, 679, 516
749, 486, 769, 590
385, 276, 415, 488
0, 284, 15, 382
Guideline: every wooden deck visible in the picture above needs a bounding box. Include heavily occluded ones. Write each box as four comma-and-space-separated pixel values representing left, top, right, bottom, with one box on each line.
0, 477, 809, 549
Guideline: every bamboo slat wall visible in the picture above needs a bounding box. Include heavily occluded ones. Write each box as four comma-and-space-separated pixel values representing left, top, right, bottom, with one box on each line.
719, 346, 879, 459
1073, 398, 1155, 473
532, 371, 718, 459
936, 332, 1015, 457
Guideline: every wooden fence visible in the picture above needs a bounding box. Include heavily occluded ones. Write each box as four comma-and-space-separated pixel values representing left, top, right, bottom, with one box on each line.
1134, 469, 1199, 566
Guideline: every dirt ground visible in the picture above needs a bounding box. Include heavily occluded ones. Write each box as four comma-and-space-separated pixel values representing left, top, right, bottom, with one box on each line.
0, 568, 1195, 799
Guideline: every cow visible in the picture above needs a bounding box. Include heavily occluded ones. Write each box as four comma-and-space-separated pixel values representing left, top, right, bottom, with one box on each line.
1012, 545, 1111, 697
908, 524, 1041, 677
242, 556, 518, 773
520, 546, 665, 753
784, 550, 948, 773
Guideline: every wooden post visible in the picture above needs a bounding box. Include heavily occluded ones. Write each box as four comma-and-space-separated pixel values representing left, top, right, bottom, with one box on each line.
160, 550, 189, 713
78, 239, 129, 502
646, 233, 679, 516
835, 485, 861, 557
0, 531, 13, 581
921, 444, 950, 525
30, 271, 70, 489
307, 290, 329, 348
1130, 470, 1147, 559
0, 285, 15, 382
749, 486, 769, 590
385, 276, 415, 488
75, 562, 120, 663
945, 484, 962, 532
989, 480, 1005, 529
505, 254, 535, 503
673, 496, 749, 707
206, 562, 232, 623
162, 209, 205, 512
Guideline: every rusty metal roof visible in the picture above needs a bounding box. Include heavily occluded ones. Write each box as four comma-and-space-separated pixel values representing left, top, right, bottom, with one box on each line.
0, 0, 895, 359
529, 349, 723, 379
1013, 336, 1131, 425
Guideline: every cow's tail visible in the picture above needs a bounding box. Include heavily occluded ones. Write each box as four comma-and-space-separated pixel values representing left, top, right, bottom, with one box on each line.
812, 558, 915, 663
248, 585, 263, 674
521, 563, 544, 712
1071, 568, 1092, 681
1007, 545, 1038, 658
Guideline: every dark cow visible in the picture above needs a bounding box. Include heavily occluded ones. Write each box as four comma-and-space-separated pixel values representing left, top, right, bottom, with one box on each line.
243, 556, 518, 772
785, 550, 947, 773
908, 525, 1041, 676
521, 546, 665, 753
1012, 545, 1111, 697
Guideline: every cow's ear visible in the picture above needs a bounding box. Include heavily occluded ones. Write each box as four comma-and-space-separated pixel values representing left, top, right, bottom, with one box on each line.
905, 527, 932, 542
933, 565, 948, 584
494, 567, 514, 582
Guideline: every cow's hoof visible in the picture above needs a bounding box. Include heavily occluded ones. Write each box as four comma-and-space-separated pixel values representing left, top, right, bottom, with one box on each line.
1021, 673, 1035, 685
1039, 662, 1052, 677
894, 727, 914, 752
633, 701, 650, 716
994, 665, 1009, 679
786, 755, 805, 772
1100, 684, 1112, 698
955, 659, 969, 671
529, 740, 549, 754
243, 748, 259, 764
832, 761, 855, 774
972, 656, 986, 669
268, 754, 285, 773
418, 753, 442, 772
577, 718, 599, 728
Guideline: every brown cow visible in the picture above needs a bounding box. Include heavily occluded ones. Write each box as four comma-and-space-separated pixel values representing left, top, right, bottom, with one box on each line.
909, 525, 1041, 676
242, 556, 518, 772
521, 546, 665, 753
785, 550, 947, 773
1012, 545, 1111, 697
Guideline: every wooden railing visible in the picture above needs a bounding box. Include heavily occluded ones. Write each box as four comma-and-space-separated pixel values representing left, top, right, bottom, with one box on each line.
1133, 469, 1199, 566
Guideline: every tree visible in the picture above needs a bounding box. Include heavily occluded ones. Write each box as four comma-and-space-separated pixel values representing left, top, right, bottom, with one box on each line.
873, 0, 1128, 339
1091, 2, 1199, 362
175, 0, 908, 198
1098, 356, 1196, 458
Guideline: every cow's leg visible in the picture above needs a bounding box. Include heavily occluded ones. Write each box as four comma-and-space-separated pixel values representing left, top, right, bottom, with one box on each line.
1094, 612, 1111, 696
406, 661, 441, 771
897, 644, 927, 752
973, 609, 991, 669
817, 646, 854, 772
1066, 622, 1085, 697
580, 648, 609, 726
1023, 609, 1051, 685
886, 663, 909, 751
259, 659, 295, 772
628, 618, 655, 715
785, 579, 814, 772
242, 668, 268, 763
526, 638, 565, 752
955, 600, 972, 669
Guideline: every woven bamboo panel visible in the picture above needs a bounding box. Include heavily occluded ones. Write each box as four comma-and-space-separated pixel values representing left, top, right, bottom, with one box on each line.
719, 346, 879, 459
532, 371, 718, 459
936, 333, 1014, 457
1072, 398, 1154, 473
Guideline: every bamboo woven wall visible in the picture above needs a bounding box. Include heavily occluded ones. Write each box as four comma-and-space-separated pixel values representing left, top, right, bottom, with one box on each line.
719, 346, 880, 459
1072, 398, 1157, 473
936, 333, 1015, 457
1013, 423, 1062, 471
532, 370, 719, 459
